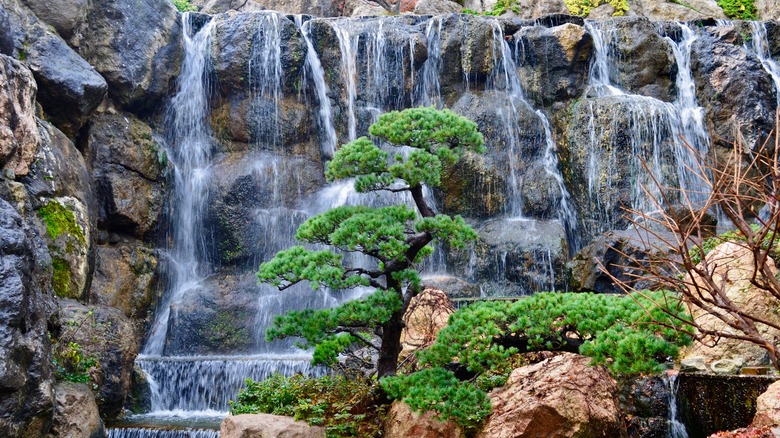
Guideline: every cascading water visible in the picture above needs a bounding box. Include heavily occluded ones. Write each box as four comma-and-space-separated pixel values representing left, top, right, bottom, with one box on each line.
296, 16, 338, 158
746, 21, 780, 106
489, 20, 580, 250
414, 16, 444, 108
108, 429, 219, 438
249, 13, 283, 147
580, 21, 710, 237
333, 21, 360, 140
665, 373, 690, 438
143, 13, 216, 358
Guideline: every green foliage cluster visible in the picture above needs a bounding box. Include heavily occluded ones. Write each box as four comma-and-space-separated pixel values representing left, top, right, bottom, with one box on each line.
52, 341, 98, 383
421, 291, 691, 377
689, 224, 778, 265
717, 0, 757, 19
38, 200, 85, 245
563, 0, 629, 16
230, 374, 383, 438
381, 368, 492, 432
265, 290, 403, 366
172, 0, 197, 12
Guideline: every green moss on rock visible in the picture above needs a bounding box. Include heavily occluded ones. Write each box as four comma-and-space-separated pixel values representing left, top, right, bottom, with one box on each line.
38, 201, 85, 244
52, 257, 74, 298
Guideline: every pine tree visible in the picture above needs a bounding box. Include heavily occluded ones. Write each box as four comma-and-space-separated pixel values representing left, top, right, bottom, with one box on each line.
258, 107, 485, 377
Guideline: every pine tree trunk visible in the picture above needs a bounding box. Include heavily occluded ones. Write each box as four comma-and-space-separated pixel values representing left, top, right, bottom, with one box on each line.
376, 307, 405, 377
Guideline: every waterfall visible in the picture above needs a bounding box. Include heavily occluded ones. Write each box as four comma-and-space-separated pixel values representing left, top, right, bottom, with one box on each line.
580, 21, 710, 236
296, 16, 338, 158
137, 356, 326, 413
664, 23, 710, 209
107, 429, 219, 438
746, 21, 780, 106
665, 373, 689, 438
489, 20, 580, 250
249, 13, 283, 147
143, 14, 216, 356
414, 16, 444, 108
333, 21, 359, 141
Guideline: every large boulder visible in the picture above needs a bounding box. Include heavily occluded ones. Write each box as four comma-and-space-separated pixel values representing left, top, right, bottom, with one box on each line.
73, 0, 183, 111
203, 0, 341, 15
513, 23, 593, 106
220, 413, 325, 438
753, 380, 780, 428
568, 228, 677, 293
57, 300, 139, 419
0, 198, 56, 437
384, 401, 464, 438
593, 17, 677, 101
680, 242, 780, 369
757, 0, 780, 19
627, 0, 725, 20
48, 381, 105, 438
1, 0, 106, 137
691, 29, 776, 151
89, 241, 160, 321
461, 0, 569, 18
20, 0, 88, 39
84, 113, 169, 238
414, 0, 463, 15
23, 121, 95, 300
477, 353, 624, 438
400, 288, 454, 362
0, 54, 39, 177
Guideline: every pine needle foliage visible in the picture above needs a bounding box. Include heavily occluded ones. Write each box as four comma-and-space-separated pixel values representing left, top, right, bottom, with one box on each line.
420, 291, 692, 377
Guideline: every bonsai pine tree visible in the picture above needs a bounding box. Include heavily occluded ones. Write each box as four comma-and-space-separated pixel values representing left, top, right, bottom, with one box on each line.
258, 107, 485, 377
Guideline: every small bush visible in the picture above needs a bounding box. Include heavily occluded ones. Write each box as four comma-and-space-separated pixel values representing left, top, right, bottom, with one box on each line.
717, 0, 757, 19
381, 368, 492, 433
172, 0, 197, 12
230, 374, 384, 438
53, 341, 98, 383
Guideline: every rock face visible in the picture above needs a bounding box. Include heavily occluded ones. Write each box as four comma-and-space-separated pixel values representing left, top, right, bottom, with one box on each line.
691, 28, 777, 151
220, 413, 325, 438
514, 23, 593, 106
23, 121, 95, 300
619, 375, 672, 438
48, 381, 105, 438
477, 353, 624, 438
680, 242, 780, 369
449, 219, 568, 296
0, 198, 56, 437
57, 300, 139, 419
400, 288, 454, 361
73, 0, 183, 111
0, 54, 39, 177
90, 242, 160, 321
85, 113, 169, 238
384, 401, 464, 438
2, 0, 107, 137
753, 381, 780, 428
